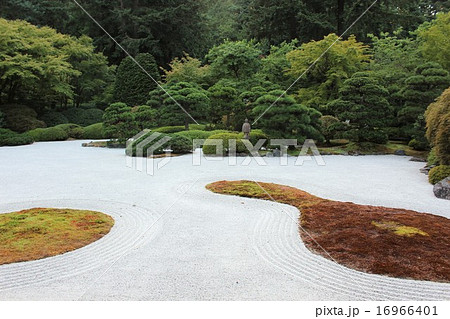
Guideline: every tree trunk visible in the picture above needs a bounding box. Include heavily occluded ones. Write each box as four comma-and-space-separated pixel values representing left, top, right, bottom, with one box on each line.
184, 115, 189, 131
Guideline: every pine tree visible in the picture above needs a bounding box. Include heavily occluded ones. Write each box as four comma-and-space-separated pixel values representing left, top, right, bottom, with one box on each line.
113, 53, 160, 106
399, 62, 449, 147
252, 90, 322, 142
327, 72, 391, 144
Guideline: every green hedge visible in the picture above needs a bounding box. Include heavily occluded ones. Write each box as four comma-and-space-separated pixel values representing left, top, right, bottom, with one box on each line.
0, 128, 34, 146
153, 126, 186, 133
82, 123, 105, 139
175, 130, 216, 142
428, 165, 450, 185
202, 132, 247, 155
28, 127, 68, 142
238, 129, 268, 146
408, 138, 429, 151
126, 131, 191, 156
189, 124, 206, 130
54, 124, 84, 139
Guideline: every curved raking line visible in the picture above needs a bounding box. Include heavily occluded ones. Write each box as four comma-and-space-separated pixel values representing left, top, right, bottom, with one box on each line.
207, 180, 450, 300
0, 199, 162, 291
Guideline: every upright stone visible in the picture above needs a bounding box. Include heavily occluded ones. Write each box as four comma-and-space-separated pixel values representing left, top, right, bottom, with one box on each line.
242, 118, 251, 140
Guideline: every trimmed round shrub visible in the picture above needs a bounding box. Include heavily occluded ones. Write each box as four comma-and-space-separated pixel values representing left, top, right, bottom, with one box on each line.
167, 134, 193, 154
238, 129, 269, 146
319, 115, 340, 143
82, 123, 105, 139
208, 129, 230, 135
202, 132, 247, 155
175, 130, 215, 142
55, 124, 85, 139
360, 129, 388, 144
28, 127, 68, 142
126, 131, 191, 157
153, 126, 186, 133
39, 111, 69, 127
428, 165, 450, 185
0, 129, 34, 146
408, 138, 429, 151
189, 124, 206, 130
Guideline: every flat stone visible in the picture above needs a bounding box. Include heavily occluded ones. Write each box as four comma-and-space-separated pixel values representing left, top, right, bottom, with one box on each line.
410, 157, 427, 162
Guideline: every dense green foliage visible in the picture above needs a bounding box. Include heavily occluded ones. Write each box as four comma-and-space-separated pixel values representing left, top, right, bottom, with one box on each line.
428, 165, 450, 184
0, 128, 34, 146
0, 111, 4, 128
151, 82, 210, 130
1, 2, 449, 156
0, 18, 111, 109
418, 12, 450, 72
62, 108, 104, 127
327, 72, 391, 144
252, 89, 322, 142
0, 104, 46, 133
286, 34, 371, 111
54, 124, 84, 139
28, 127, 68, 142
102, 102, 136, 142
39, 112, 69, 127
319, 115, 342, 144
239, 0, 445, 45
202, 132, 247, 155
206, 40, 262, 80
426, 87, 450, 165
399, 63, 449, 148
82, 123, 105, 140
126, 131, 192, 157
208, 83, 244, 129
114, 53, 160, 106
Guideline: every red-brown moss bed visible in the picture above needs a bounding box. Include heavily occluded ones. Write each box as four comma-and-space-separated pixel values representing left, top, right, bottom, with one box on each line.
206, 180, 450, 282
0, 208, 114, 265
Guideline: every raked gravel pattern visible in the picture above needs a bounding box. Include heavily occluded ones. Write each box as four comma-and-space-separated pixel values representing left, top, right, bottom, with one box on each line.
0, 140, 449, 300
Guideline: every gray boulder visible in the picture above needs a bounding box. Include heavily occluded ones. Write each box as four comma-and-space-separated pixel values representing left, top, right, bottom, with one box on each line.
433, 177, 450, 200
394, 149, 406, 156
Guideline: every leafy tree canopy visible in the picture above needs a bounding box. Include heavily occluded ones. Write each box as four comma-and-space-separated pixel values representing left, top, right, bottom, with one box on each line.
162, 53, 210, 85
286, 34, 371, 111
206, 40, 262, 80
417, 12, 450, 72
0, 18, 110, 110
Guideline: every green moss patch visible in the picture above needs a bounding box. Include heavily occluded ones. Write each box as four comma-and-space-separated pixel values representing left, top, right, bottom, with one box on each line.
0, 208, 114, 265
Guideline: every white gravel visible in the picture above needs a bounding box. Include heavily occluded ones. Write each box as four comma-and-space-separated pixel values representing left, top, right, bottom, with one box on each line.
0, 140, 449, 300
